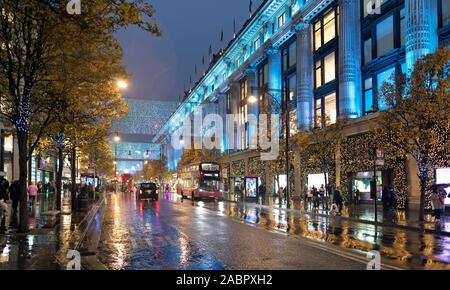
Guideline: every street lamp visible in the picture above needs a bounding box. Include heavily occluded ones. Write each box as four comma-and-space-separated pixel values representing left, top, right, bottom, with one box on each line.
248, 87, 291, 209
113, 132, 120, 194
117, 80, 128, 90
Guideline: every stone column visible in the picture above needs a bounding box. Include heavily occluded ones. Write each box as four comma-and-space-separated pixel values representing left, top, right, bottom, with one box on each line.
246, 68, 259, 149
405, 0, 438, 72
295, 22, 313, 130
338, 0, 362, 119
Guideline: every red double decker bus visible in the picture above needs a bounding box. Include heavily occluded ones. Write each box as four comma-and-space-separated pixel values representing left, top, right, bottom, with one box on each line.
176, 162, 221, 200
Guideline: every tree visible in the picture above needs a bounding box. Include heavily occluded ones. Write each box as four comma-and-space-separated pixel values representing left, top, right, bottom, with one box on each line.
376, 47, 450, 221
296, 118, 347, 205
143, 156, 169, 186
0, 0, 160, 232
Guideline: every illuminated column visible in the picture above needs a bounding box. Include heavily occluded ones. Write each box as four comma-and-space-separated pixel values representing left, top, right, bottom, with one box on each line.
405, 0, 438, 72
338, 0, 362, 119
295, 22, 313, 130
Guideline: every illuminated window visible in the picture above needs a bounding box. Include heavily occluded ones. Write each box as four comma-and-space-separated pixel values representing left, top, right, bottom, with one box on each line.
376, 15, 394, 57
324, 92, 337, 125
313, 8, 337, 51
314, 21, 322, 51
315, 99, 322, 128
3, 135, 13, 153
323, 10, 336, 44
254, 38, 261, 51
315, 60, 322, 88
324, 52, 336, 84
278, 13, 286, 28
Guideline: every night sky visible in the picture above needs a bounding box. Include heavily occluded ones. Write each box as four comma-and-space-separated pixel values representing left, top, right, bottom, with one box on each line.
116, 0, 263, 102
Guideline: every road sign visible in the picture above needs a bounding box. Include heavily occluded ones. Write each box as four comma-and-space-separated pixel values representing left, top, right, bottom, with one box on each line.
375, 148, 385, 166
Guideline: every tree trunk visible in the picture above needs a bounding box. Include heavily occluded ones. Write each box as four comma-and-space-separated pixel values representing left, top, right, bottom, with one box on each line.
71, 147, 77, 210
55, 146, 64, 211
418, 167, 429, 222
323, 170, 329, 208
17, 131, 29, 233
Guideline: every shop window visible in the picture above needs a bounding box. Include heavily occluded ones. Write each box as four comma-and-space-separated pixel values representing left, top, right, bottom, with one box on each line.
364, 37, 372, 64
324, 52, 336, 84
376, 15, 394, 57
324, 92, 337, 125
3, 135, 13, 153
364, 78, 374, 114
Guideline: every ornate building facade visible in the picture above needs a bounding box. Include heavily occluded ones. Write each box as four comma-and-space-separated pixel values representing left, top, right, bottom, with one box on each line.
154, 0, 449, 208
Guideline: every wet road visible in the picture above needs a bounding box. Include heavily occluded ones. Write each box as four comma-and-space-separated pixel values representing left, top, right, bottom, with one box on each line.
94, 192, 447, 270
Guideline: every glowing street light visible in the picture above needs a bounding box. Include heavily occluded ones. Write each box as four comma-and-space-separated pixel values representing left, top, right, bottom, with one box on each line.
117, 80, 128, 89
248, 95, 258, 104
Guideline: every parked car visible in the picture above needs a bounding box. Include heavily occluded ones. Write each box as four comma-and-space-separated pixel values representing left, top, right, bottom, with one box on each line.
137, 183, 159, 201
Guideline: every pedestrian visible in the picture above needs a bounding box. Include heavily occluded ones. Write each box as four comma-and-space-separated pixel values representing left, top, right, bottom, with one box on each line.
355, 189, 360, 205
333, 189, 343, 214
389, 187, 397, 210
382, 186, 391, 209
9, 181, 20, 216
258, 183, 266, 204
431, 188, 444, 222
0, 172, 9, 202
28, 182, 38, 207
311, 186, 319, 209
319, 184, 325, 209
0, 172, 11, 232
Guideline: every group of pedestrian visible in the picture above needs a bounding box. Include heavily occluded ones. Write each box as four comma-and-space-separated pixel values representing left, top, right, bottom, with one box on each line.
431, 187, 447, 222
308, 185, 327, 210
0, 171, 41, 231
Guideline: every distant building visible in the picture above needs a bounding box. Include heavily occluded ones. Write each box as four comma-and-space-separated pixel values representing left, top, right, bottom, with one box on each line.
111, 98, 178, 176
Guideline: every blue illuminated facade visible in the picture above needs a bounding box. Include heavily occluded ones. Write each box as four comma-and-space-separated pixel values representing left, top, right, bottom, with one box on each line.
155, 0, 448, 200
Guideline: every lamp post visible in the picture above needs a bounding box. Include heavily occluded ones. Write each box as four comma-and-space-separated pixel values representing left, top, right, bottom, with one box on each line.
248, 87, 291, 209
113, 132, 120, 194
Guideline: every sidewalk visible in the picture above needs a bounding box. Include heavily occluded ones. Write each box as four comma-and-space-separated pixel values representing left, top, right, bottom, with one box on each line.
223, 194, 450, 236
0, 193, 105, 270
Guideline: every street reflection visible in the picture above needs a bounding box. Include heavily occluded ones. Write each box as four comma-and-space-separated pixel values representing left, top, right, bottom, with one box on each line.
162, 193, 450, 269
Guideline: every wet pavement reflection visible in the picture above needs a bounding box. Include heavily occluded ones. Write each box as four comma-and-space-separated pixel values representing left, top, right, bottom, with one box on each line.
93, 191, 450, 270
97, 193, 223, 270
172, 193, 450, 269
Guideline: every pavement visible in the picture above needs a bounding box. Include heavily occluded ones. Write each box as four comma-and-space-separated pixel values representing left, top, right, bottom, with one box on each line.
2, 191, 450, 270
228, 194, 450, 235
